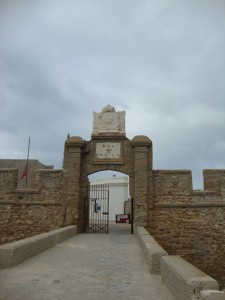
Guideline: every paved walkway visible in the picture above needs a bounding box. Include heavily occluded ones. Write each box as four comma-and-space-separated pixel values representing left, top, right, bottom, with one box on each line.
0, 224, 175, 300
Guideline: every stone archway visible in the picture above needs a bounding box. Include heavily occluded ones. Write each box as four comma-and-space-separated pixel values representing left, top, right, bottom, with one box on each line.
62, 106, 153, 232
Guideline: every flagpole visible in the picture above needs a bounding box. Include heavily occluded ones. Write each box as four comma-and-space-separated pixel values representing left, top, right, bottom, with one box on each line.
26, 137, 30, 188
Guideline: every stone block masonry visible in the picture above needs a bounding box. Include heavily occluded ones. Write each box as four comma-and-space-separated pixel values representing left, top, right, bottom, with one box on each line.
148, 169, 225, 289
135, 226, 168, 274
200, 290, 225, 300
136, 226, 225, 300
161, 255, 219, 300
1, 131, 225, 291
0, 225, 77, 268
0, 169, 66, 245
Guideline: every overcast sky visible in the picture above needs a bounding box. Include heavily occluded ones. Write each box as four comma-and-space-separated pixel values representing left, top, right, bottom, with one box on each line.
1, 0, 225, 189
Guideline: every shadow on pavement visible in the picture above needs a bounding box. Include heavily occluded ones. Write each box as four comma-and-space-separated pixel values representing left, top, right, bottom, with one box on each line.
109, 222, 131, 235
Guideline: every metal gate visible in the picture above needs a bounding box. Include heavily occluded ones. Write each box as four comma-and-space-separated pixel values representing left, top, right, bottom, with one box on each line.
86, 184, 109, 233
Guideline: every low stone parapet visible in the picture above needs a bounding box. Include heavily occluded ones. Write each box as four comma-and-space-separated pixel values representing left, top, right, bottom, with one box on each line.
49, 226, 77, 244
0, 225, 77, 268
135, 226, 168, 274
200, 290, 225, 300
136, 227, 225, 299
161, 255, 221, 300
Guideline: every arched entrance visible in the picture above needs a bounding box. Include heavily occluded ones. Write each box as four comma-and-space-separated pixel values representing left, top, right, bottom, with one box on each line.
87, 171, 130, 233
62, 106, 153, 232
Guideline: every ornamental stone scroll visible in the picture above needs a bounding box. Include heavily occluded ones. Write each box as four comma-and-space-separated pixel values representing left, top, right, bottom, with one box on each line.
93, 105, 126, 135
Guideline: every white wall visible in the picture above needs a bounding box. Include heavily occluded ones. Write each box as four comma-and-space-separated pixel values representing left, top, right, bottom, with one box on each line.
90, 176, 129, 221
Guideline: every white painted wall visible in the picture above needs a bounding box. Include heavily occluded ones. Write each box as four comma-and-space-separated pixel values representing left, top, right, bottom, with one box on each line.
90, 176, 129, 221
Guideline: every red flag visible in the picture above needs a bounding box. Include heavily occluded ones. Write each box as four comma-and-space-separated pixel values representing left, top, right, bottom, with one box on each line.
20, 163, 28, 180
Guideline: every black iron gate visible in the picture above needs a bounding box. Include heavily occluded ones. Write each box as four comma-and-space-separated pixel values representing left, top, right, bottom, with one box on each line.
86, 184, 109, 233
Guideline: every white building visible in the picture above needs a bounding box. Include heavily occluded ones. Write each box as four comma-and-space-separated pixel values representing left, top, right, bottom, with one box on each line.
90, 176, 129, 221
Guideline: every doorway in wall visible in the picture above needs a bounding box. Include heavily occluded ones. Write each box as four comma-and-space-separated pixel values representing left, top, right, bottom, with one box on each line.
87, 183, 109, 233
87, 170, 132, 234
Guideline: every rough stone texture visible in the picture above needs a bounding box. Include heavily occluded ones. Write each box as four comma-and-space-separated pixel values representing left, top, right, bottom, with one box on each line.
161, 255, 219, 300
93, 105, 126, 135
0, 169, 18, 196
1, 134, 225, 290
204, 170, 225, 195
0, 225, 77, 268
77, 134, 153, 231
135, 226, 168, 274
152, 170, 192, 204
124, 200, 131, 215
0, 159, 53, 189
200, 290, 225, 300
63, 136, 85, 232
0, 169, 64, 245
148, 169, 225, 289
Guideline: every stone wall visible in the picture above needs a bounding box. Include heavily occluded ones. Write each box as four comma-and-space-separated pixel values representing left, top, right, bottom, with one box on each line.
148, 169, 225, 289
78, 134, 153, 230
1, 138, 225, 289
0, 159, 53, 189
124, 200, 131, 215
0, 169, 66, 245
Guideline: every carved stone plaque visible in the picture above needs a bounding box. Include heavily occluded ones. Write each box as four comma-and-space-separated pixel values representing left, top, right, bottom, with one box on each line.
93, 105, 125, 134
96, 142, 121, 159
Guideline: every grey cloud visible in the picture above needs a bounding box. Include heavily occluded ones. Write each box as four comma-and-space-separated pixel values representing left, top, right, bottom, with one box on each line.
0, 0, 225, 188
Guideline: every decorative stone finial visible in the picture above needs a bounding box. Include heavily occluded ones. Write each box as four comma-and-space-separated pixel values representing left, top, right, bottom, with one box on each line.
101, 105, 115, 113
93, 105, 126, 135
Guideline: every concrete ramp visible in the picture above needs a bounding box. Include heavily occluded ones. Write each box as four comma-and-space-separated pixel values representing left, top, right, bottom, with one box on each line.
0, 223, 175, 300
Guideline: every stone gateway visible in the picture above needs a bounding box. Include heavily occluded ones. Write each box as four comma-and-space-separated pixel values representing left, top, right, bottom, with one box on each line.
0, 105, 225, 289
63, 105, 153, 231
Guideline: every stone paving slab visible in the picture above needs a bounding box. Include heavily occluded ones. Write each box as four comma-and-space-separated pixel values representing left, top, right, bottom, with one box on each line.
0, 224, 175, 300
